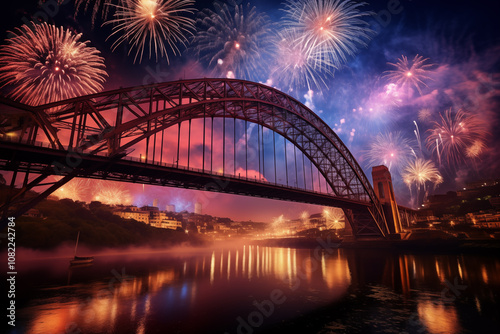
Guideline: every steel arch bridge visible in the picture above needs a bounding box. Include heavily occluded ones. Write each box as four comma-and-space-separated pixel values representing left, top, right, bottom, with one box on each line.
0, 78, 390, 238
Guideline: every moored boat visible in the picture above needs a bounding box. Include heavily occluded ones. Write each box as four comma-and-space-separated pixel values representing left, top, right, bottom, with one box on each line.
70, 231, 94, 266
70, 255, 94, 265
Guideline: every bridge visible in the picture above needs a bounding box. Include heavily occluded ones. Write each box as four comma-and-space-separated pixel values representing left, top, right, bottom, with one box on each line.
0, 78, 395, 238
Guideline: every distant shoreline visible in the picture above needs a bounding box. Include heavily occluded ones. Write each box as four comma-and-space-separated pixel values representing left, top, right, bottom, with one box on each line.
250, 236, 500, 253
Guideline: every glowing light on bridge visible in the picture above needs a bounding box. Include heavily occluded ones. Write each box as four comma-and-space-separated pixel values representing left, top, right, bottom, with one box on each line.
0, 22, 107, 106
322, 207, 345, 229
106, 0, 196, 63
192, 2, 272, 80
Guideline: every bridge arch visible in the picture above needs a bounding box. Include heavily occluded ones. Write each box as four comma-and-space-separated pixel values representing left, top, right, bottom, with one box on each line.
1, 79, 389, 237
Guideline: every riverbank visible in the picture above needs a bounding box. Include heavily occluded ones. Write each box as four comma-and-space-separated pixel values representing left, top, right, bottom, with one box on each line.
341, 238, 500, 252
0, 198, 206, 250
251, 235, 500, 253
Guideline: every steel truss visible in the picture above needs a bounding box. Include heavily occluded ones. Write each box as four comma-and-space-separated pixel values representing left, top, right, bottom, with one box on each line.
0, 79, 389, 237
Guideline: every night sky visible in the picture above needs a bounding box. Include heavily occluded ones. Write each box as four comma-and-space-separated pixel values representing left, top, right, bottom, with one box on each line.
1, 0, 499, 221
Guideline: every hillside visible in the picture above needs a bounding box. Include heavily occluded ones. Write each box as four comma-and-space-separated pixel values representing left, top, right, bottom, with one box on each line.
1, 194, 204, 250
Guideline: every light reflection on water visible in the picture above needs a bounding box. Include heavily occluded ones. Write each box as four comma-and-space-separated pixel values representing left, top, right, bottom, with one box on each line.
9, 246, 500, 334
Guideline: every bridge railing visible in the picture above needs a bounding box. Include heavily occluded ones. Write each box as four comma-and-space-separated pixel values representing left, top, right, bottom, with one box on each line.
1, 136, 356, 202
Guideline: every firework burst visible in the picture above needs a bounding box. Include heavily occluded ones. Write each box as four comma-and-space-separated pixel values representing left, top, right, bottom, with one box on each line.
402, 158, 442, 206
192, 1, 273, 80
270, 28, 331, 91
106, 0, 196, 63
54, 178, 92, 202
0, 22, 107, 106
418, 108, 433, 122
366, 131, 415, 175
94, 181, 133, 205
282, 0, 373, 70
383, 54, 433, 96
426, 108, 487, 167
402, 158, 443, 188
270, 214, 290, 235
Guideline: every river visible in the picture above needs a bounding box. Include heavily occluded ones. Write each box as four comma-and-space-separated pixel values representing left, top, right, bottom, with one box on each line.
7, 243, 500, 334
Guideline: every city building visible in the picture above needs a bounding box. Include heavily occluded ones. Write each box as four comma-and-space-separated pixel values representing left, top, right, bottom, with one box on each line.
115, 207, 149, 224
114, 205, 182, 230
417, 178, 500, 228
466, 211, 500, 228
194, 202, 202, 215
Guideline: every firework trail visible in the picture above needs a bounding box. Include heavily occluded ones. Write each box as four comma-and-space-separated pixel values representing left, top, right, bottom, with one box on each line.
0, 22, 107, 106
73, 0, 123, 28
270, 28, 331, 92
435, 138, 441, 166
426, 108, 487, 168
402, 158, 443, 207
282, 0, 373, 70
106, 0, 196, 63
384, 54, 433, 96
192, 1, 273, 80
413, 120, 423, 155
366, 131, 415, 175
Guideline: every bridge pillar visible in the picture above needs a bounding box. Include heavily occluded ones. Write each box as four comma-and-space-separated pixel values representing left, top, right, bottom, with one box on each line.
372, 165, 403, 236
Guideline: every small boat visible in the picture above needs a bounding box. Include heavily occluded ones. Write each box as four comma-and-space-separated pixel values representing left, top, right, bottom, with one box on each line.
70, 231, 94, 266
70, 256, 94, 265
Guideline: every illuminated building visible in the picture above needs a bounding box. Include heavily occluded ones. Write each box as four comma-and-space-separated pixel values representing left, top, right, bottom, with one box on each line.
194, 202, 202, 215
115, 208, 150, 224
114, 205, 182, 229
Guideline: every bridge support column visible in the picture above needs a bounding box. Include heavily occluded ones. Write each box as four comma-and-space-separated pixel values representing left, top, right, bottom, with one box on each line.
372, 166, 403, 237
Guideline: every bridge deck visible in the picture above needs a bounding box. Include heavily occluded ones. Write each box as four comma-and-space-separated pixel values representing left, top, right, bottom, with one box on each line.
0, 140, 371, 210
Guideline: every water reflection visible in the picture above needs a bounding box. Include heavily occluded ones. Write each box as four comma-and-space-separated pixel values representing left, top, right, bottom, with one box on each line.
335, 250, 500, 334
12, 246, 500, 334
417, 299, 459, 334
